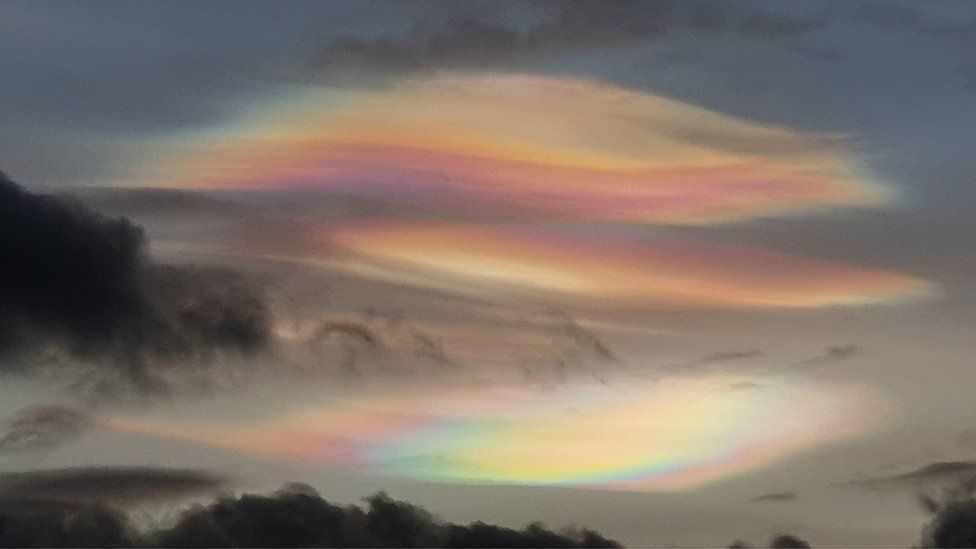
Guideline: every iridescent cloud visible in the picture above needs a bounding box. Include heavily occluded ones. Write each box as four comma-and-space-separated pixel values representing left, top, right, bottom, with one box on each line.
323, 222, 929, 308
167, 73, 887, 224
106, 375, 888, 491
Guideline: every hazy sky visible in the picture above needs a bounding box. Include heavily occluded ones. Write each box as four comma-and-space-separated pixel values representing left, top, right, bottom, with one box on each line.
2, 1, 976, 547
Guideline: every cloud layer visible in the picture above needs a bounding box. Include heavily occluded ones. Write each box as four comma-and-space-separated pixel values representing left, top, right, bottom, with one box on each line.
0, 472, 620, 548
0, 172, 272, 399
169, 73, 886, 225
326, 222, 928, 308
106, 375, 887, 491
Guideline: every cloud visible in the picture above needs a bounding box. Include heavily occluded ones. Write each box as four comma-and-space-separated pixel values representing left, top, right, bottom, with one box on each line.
0, 478, 620, 548
916, 477, 976, 547
153, 485, 620, 548
921, 498, 976, 548
769, 534, 811, 548
310, 1, 826, 77
799, 344, 862, 368
854, 2, 976, 41
728, 534, 811, 548
0, 466, 227, 505
0, 499, 138, 548
175, 73, 891, 227
0, 406, 93, 453
854, 461, 976, 491
290, 312, 458, 380
0, 172, 273, 400
748, 492, 797, 503
676, 350, 766, 372
106, 376, 885, 492
516, 310, 622, 386
325, 221, 926, 309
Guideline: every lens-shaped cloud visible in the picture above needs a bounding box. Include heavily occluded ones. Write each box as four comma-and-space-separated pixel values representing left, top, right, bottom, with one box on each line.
169, 73, 888, 224
106, 375, 888, 491
324, 222, 928, 308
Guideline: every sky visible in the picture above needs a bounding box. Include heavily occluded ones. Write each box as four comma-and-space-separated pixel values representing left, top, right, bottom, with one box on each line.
2, 1, 976, 547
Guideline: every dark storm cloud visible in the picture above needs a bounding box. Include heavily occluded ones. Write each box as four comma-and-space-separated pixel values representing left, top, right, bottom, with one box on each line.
153, 485, 620, 548
748, 492, 797, 504
0, 499, 138, 548
310, 0, 828, 76
854, 461, 976, 491
0, 466, 227, 505
916, 478, 976, 548
0, 406, 92, 453
0, 480, 620, 548
0, 171, 272, 400
921, 498, 976, 548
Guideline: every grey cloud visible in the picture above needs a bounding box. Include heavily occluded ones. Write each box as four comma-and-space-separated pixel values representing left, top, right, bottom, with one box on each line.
0, 466, 228, 505
748, 492, 797, 504
0, 406, 92, 454
301, 313, 457, 379
798, 345, 862, 368
917, 478, 976, 547
854, 2, 976, 41
853, 461, 976, 491
727, 534, 812, 548
0, 478, 621, 548
517, 311, 622, 387
676, 350, 766, 372
0, 171, 273, 401
769, 534, 811, 548
310, 1, 828, 77
921, 498, 976, 548
0, 499, 137, 548
153, 485, 620, 548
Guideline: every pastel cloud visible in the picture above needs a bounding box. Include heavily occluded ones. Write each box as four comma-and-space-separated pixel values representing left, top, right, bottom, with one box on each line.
168, 73, 888, 224
105, 375, 888, 492
324, 222, 929, 308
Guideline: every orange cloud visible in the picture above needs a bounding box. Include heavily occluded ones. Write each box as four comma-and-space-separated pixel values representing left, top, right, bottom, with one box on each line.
325, 221, 928, 308
168, 73, 888, 224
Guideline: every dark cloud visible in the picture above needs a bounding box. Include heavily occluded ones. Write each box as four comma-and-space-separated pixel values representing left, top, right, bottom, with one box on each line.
0, 499, 138, 548
153, 485, 620, 548
921, 498, 976, 548
727, 534, 811, 548
768, 534, 811, 548
67, 187, 247, 221
302, 314, 457, 379
517, 311, 622, 387
676, 349, 765, 371
0, 481, 618, 547
916, 478, 976, 548
309, 1, 827, 77
748, 492, 797, 504
854, 2, 976, 41
0, 172, 272, 400
797, 345, 862, 368
854, 461, 976, 491
0, 406, 92, 453
0, 466, 227, 505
